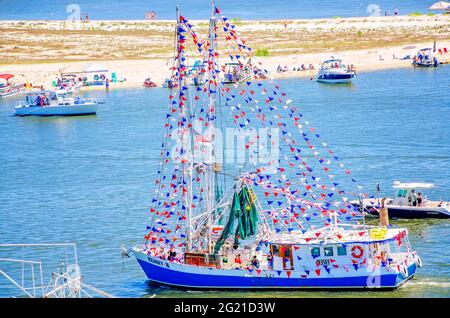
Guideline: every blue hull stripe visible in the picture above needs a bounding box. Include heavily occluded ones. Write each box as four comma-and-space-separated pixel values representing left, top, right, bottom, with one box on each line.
137, 259, 416, 290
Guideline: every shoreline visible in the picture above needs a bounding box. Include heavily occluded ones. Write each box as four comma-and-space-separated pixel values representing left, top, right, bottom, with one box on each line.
1, 15, 449, 89
2, 42, 449, 90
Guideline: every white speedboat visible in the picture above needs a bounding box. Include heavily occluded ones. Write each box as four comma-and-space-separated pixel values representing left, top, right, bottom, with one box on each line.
317, 58, 355, 84
353, 182, 450, 219
14, 90, 98, 117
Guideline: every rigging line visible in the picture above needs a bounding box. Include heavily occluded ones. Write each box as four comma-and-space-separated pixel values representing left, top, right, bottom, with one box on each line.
215, 13, 365, 194
146, 28, 182, 241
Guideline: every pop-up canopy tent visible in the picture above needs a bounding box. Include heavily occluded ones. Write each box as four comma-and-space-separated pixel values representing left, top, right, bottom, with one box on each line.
59, 64, 84, 76
83, 63, 108, 73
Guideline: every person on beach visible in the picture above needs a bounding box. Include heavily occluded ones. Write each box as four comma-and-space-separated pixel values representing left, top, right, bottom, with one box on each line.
394, 8, 398, 16
385, 10, 390, 16
105, 78, 110, 91
283, 20, 287, 31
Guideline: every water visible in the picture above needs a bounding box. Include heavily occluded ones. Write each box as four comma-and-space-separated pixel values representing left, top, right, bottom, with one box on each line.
0, 66, 449, 297
0, 0, 439, 20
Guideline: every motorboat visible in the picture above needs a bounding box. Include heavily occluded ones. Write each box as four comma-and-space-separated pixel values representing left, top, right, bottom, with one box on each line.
14, 89, 98, 117
0, 74, 26, 98
188, 60, 206, 86
352, 182, 450, 219
222, 62, 252, 84
412, 48, 439, 67
143, 78, 157, 88
317, 58, 355, 84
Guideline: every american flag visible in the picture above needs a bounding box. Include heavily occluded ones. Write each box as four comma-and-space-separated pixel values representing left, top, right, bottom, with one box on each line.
194, 135, 211, 143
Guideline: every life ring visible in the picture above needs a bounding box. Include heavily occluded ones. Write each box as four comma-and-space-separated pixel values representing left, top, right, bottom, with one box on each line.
415, 255, 423, 268
399, 264, 408, 278
351, 245, 364, 259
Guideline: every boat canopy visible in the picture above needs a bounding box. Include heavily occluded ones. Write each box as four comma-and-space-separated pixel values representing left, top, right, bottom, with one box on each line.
323, 59, 342, 64
392, 181, 434, 189
261, 228, 406, 245
0, 74, 14, 81
59, 64, 85, 75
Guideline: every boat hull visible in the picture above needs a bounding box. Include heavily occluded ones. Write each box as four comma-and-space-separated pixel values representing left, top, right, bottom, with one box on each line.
366, 206, 450, 219
14, 103, 97, 117
133, 251, 416, 290
317, 73, 354, 84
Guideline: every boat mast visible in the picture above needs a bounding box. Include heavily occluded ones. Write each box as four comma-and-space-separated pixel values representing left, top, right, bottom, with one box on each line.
205, 0, 217, 254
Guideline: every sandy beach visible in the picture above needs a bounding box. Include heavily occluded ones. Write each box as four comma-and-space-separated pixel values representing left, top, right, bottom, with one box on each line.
1, 14, 449, 88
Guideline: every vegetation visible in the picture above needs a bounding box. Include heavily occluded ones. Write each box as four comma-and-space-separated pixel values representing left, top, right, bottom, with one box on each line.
255, 48, 270, 56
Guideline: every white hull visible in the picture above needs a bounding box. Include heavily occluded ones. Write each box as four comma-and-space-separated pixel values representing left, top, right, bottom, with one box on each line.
14, 103, 97, 116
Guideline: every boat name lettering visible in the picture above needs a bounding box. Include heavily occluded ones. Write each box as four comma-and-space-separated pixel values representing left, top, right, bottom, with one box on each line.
147, 257, 164, 266
316, 259, 331, 266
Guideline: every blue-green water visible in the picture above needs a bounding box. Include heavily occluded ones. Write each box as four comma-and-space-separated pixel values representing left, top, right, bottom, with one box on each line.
0, 0, 440, 20
0, 66, 449, 297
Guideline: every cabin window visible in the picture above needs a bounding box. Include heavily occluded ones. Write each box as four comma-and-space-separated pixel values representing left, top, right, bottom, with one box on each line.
311, 247, 320, 258
284, 248, 291, 257
397, 190, 407, 197
337, 246, 347, 256
324, 247, 334, 257
272, 245, 280, 256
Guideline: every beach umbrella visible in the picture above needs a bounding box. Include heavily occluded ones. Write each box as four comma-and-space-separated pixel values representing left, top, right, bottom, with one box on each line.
429, 1, 450, 10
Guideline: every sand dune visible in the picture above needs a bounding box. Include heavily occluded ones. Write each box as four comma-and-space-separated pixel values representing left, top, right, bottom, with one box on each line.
1, 15, 449, 89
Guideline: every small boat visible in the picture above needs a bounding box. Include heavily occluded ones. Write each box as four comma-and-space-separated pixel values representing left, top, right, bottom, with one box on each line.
161, 78, 177, 89
188, 60, 206, 86
143, 78, 157, 88
131, 3, 421, 291
222, 62, 252, 84
0, 73, 26, 98
317, 58, 355, 84
352, 182, 450, 219
412, 48, 438, 67
14, 89, 98, 117
56, 75, 83, 95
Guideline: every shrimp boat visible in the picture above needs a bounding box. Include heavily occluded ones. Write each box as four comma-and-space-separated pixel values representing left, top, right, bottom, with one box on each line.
131, 3, 421, 290
14, 89, 98, 117
353, 182, 450, 219
317, 58, 355, 84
